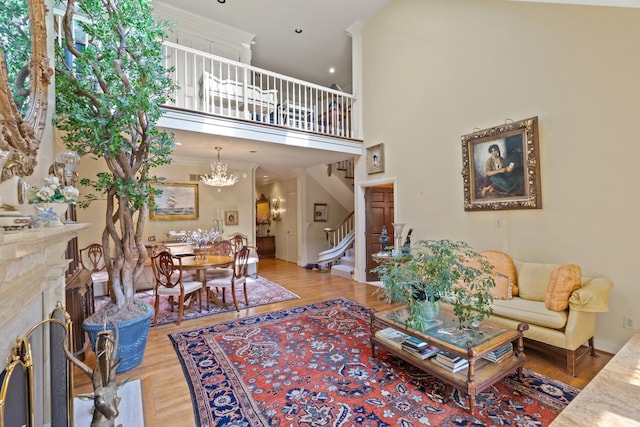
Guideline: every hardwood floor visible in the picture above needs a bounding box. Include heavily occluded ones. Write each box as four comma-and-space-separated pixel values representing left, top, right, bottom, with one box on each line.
74, 258, 612, 426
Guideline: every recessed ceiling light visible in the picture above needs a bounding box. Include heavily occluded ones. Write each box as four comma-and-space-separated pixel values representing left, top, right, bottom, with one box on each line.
175, 142, 183, 146
329, 67, 335, 74
294, 28, 303, 34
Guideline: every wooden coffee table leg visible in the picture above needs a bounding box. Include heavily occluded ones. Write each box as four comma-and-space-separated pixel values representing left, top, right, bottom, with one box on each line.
369, 308, 377, 354
516, 322, 529, 379
467, 359, 477, 415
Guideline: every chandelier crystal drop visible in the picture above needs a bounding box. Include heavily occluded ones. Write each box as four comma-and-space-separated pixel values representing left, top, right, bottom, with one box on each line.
200, 147, 239, 189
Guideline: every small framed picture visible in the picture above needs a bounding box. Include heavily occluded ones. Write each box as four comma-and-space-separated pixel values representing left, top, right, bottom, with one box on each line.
225, 210, 238, 226
314, 203, 328, 222
367, 143, 384, 174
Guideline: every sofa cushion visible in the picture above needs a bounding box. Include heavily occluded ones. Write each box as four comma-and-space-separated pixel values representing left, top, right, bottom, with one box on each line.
517, 262, 558, 302
481, 250, 517, 299
491, 297, 568, 329
545, 264, 582, 311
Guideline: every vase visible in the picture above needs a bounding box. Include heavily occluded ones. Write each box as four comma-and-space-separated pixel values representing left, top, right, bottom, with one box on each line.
35, 202, 69, 226
83, 304, 154, 372
410, 298, 441, 332
392, 223, 405, 255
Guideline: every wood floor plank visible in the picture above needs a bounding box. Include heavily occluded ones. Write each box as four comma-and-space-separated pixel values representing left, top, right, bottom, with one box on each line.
74, 258, 612, 425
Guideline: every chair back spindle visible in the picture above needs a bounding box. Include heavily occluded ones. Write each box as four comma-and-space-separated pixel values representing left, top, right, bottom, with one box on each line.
79, 243, 106, 273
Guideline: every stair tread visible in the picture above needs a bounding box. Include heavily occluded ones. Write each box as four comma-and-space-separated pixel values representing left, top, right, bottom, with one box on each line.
332, 264, 354, 271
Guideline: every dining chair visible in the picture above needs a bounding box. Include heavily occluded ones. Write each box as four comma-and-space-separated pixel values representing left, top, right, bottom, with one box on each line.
150, 251, 203, 325
205, 239, 234, 280
79, 243, 110, 296
229, 233, 248, 253
205, 245, 250, 311
229, 233, 260, 277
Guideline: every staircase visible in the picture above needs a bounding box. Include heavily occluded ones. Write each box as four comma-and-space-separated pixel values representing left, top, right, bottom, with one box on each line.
330, 247, 355, 279
334, 160, 354, 179
316, 212, 355, 279
312, 160, 355, 278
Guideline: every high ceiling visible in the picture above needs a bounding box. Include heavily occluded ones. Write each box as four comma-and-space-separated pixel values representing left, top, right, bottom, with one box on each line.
155, 0, 391, 91
154, 0, 392, 180
155, 0, 636, 181
170, 128, 359, 184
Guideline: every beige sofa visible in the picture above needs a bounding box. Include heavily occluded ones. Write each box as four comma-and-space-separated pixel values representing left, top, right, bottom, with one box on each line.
473, 251, 613, 377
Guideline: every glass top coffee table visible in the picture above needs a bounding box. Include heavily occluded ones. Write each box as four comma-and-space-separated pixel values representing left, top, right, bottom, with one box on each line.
371, 305, 528, 415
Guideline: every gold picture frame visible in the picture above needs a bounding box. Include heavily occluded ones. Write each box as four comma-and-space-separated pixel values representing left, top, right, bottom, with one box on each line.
461, 116, 541, 211
225, 210, 238, 226
314, 203, 328, 222
150, 183, 199, 220
367, 143, 384, 174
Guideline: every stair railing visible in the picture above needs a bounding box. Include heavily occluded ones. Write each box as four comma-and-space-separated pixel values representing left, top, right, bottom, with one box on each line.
323, 211, 354, 249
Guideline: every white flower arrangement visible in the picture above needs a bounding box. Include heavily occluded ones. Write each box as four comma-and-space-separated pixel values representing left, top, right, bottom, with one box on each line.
182, 228, 220, 248
28, 175, 79, 204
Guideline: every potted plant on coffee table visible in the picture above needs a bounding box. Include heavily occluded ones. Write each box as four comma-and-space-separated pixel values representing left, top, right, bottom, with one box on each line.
54, 0, 176, 372
373, 239, 496, 332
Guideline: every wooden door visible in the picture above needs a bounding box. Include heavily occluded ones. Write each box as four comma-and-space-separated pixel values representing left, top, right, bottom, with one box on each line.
365, 185, 394, 282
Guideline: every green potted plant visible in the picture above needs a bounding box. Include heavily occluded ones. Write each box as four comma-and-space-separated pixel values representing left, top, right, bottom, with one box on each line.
54, 0, 176, 371
373, 239, 496, 332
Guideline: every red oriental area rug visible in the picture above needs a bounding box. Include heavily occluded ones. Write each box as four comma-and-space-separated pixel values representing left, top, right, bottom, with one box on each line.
169, 298, 579, 426
97, 276, 299, 326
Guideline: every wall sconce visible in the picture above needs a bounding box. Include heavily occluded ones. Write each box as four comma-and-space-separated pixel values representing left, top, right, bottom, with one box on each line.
271, 197, 281, 221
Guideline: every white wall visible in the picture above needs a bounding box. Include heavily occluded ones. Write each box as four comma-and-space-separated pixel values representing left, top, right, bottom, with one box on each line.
361, 0, 640, 352
152, 1, 254, 63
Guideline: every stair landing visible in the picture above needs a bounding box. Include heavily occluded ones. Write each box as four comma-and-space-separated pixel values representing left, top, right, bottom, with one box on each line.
330, 264, 353, 279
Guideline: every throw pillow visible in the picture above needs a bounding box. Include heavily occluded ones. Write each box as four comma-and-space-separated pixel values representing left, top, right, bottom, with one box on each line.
545, 264, 582, 311
480, 250, 517, 299
518, 262, 557, 302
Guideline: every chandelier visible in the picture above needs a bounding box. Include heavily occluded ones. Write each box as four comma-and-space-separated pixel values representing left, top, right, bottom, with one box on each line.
200, 147, 238, 190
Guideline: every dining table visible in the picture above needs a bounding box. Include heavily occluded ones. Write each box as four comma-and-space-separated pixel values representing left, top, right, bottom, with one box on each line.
175, 254, 234, 307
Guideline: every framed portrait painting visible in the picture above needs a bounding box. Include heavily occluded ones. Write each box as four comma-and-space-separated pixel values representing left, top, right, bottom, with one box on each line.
314, 203, 328, 222
461, 116, 541, 211
225, 210, 238, 226
150, 183, 199, 220
367, 143, 384, 174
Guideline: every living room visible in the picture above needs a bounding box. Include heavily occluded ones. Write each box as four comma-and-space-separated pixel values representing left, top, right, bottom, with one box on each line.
1, 0, 638, 425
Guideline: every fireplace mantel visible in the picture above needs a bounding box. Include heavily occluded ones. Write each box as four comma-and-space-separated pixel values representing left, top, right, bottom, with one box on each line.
0, 224, 89, 360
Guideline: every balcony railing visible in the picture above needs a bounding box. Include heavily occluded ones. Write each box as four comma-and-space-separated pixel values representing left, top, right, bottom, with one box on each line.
53, 9, 356, 139
162, 41, 356, 139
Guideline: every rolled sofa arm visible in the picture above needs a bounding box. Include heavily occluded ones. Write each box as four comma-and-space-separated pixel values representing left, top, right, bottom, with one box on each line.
569, 277, 613, 312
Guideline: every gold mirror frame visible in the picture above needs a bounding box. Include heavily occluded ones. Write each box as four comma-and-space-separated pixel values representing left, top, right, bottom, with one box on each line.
0, 0, 52, 181
256, 193, 270, 225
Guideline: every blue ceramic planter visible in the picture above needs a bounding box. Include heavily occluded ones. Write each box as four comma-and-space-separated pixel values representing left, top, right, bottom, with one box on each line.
83, 305, 153, 373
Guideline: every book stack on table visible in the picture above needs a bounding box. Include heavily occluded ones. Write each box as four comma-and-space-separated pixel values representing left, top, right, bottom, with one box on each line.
482, 343, 513, 363
401, 336, 439, 360
431, 350, 469, 372
375, 328, 410, 350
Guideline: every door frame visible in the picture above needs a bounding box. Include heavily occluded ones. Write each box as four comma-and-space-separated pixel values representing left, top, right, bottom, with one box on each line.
354, 176, 397, 283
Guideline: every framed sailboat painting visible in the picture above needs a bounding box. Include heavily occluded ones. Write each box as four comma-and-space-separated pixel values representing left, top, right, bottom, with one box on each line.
150, 183, 199, 220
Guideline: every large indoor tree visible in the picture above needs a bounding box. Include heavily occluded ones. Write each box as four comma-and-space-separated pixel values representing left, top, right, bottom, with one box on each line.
55, 0, 176, 320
